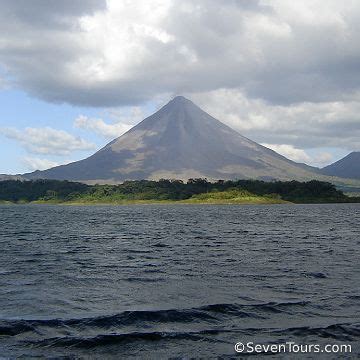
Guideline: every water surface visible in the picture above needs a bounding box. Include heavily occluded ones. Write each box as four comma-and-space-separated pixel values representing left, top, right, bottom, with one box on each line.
0, 204, 359, 358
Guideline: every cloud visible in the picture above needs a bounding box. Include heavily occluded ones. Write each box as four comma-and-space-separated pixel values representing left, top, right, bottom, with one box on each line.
0, 0, 106, 28
21, 157, 70, 171
312, 152, 334, 168
261, 144, 311, 164
1, 0, 360, 107
105, 106, 147, 125
0, 1, 359, 155
190, 89, 360, 151
0, 127, 96, 155
261, 144, 334, 167
74, 115, 133, 139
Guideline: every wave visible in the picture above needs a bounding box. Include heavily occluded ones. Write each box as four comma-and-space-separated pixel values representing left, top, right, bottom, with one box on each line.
2, 302, 359, 350
275, 323, 360, 341
20, 323, 360, 349
0, 300, 320, 338
198, 301, 311, 315
26, 330, 208, 348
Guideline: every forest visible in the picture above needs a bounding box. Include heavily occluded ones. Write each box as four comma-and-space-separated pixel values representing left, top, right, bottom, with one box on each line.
0, 178, 358, 204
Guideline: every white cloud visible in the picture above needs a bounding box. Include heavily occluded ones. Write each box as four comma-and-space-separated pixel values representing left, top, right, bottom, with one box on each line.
262, 144, 311, 163
311, 152, 334, 168
21, 157, 70, 171
0, 127, 96, 155
74, 115, 133, 139
105, 106, 146, 125
190, 89, 360, 151
261, 144, 334, 167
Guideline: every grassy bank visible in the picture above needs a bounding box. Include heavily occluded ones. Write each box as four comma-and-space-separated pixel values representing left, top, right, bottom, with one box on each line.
29, 190, 287, 205
181, 189, 288, 204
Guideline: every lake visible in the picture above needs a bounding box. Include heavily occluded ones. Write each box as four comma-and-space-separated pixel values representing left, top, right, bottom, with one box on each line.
0, 204, 359, 358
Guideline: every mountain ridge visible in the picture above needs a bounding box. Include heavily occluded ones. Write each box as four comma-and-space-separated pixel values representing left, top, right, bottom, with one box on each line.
321, 152, 360, 180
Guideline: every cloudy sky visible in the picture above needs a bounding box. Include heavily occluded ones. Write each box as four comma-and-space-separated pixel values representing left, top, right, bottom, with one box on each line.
0, 0, 359, 174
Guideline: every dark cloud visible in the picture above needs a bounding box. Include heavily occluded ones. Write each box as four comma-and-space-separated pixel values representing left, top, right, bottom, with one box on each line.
2, 0, 360, 107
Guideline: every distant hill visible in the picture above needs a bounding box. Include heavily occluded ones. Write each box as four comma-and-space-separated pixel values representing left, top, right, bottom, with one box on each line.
321, 152, 360, 180
22, 96, 326, 183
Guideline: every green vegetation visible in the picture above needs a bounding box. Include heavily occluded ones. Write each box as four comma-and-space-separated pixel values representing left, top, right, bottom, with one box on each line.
0, 199, 12, 204
0, 178, 359, 205
345, 192, 360, 198
182, 189, 287, 204
0, 179, 89, 203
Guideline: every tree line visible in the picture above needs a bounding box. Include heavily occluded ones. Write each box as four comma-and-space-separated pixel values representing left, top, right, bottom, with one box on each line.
0, 178, 356, 203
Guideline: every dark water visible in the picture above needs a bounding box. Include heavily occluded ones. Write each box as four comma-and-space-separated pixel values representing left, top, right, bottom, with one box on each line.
0, 204, 359, 359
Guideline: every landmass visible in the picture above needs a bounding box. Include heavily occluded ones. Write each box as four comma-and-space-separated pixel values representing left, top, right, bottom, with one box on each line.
0, 179, 359, 205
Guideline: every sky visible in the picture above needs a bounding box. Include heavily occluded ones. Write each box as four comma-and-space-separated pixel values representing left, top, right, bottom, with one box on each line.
0, 0, 359, 174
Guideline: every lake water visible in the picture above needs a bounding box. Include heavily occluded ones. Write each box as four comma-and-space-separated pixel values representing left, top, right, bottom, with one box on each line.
0, 204, 359, 359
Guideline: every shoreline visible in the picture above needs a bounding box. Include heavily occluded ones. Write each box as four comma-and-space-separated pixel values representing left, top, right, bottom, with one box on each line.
1, 199, 289, 206
3, 199, 360, 206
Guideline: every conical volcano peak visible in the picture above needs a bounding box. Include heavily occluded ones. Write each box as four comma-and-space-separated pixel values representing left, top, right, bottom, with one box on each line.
160, 95, 207, 120
166, 95, 196, 108
23, 96, 323, 183
170, 95, 190, 103
144, 95, 206, 128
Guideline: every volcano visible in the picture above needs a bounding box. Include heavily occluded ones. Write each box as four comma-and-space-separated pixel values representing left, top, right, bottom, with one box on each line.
24, 96, 321, 183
